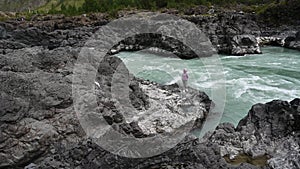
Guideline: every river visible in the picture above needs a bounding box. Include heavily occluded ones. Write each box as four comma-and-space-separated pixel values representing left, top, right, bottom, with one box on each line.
115, 47, 300, 135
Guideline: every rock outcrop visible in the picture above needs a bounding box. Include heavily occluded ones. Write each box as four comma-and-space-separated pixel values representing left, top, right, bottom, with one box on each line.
0, 46, 213, 168
1, 11, 298, 57
0, 44, 299, 169
184, 12, 262, 55
231, 35, 261, 55
209, 99, 300, 169
0, 25, 94, 52
110, 34, 201, 59
112, 12, 264, 56
93, 55, 212, 137
284, 31, 300, 51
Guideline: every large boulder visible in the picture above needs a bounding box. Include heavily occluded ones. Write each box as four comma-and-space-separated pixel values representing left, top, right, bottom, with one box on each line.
284, 30, 300, 51
209, 99, 300, 169
185, 12, 262, 55
231, 35, 261, 55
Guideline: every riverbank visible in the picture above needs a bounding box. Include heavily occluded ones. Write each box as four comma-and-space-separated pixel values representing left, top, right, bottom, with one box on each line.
0, 43, 299, 168
0, 10, 299, 57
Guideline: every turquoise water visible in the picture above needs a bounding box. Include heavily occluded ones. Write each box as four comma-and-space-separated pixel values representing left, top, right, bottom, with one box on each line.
115, 47, 300, 128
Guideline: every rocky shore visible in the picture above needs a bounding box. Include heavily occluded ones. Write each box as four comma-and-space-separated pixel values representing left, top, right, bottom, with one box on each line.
0, 11, 299, 57
0, 46, 211, 168
0, 11, 300, 169
1, 44, 299, 169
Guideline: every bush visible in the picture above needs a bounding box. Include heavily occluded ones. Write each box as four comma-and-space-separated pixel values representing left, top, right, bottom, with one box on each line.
38, 0, 298, 19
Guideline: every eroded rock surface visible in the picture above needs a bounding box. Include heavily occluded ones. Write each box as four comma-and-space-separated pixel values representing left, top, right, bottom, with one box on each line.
0, 46, 213, 168
1, 11, 299, 57
284, 31, 300, 51
1, 44, 299, 169
208, 99, 300, 169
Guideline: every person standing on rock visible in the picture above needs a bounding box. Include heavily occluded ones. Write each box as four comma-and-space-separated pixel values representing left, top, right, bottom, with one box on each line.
182, 68, 189, 92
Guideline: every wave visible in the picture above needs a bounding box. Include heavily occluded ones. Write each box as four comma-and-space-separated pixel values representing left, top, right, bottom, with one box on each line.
115, 48, 300, 126
221, 55, 248, 59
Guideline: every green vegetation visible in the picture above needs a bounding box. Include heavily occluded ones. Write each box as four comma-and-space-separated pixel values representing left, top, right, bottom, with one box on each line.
258, 0, 300, 25
1, 0, 298, 14
39, 0, 84, 11
1, 0, 299, 23
34, 0, 296, 17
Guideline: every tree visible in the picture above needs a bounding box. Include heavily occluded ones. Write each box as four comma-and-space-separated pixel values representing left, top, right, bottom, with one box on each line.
61, 3, 67, 11
155, 0, 168, 8
66, 4, 77, 15
48, 3, 58, 14
167, 0, 177, 8
82, 0, 100, 13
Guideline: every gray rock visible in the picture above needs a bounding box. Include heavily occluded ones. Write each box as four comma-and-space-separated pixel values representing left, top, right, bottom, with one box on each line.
94, 56, 212, 136
284, 30, 300, 51
24, 163, 37, 169
231, 35, 261, 55
0, 26, 7, 39
185, 12, 262, 55
268, 137, 300, 169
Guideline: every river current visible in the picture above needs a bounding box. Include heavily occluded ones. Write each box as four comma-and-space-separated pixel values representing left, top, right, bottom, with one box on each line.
115, 47, 300, 135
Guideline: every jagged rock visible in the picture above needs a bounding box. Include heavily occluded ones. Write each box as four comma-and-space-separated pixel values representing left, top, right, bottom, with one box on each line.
0, 40, 27, 50
0, 11, 266, 56
7, 27, 92, 49
24, 163, 37, 169
2, 43, 299, 168
284, 30, 300, 51
94, 55, 212, 136
257, 36, 284, 46
110, 27, 214, 59
231, 35, 261, 55
237, 100, 297, 138
268, 137, 300, 169
0, 26, 7, 39
0, 45, 213, 168
184, 12, 262, 55
208, 99, 300, 168
1, 11, 299, 55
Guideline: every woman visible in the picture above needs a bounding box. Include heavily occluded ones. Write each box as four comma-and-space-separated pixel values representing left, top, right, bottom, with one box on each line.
182, 68, 189, 91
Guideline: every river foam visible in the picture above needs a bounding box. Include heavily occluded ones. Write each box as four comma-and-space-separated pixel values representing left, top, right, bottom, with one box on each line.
116, 47, 300, 127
